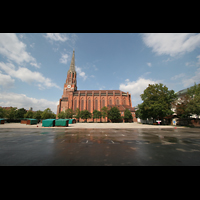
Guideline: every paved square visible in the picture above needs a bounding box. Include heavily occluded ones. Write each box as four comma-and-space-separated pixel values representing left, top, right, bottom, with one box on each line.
0, 123, 200, 166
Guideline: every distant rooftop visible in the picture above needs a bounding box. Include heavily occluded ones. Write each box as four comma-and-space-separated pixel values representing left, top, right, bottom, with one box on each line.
175, 88, 188, 96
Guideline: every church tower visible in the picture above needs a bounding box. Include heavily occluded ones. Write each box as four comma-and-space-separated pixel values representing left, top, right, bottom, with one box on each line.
57, 50, 77, 115
64, 50, 77, 92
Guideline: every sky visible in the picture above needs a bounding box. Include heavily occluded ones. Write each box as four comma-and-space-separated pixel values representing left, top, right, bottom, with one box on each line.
0, 33, 200, 113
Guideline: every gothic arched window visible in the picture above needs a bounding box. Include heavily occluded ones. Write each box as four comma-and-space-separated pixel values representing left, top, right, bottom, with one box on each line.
74, 99, 77, 111
102, 99, 105, 107
109, 98, 112, 105
95, 99, 98, 110
116, 98, 119, 105
81, 99, 84, 111
88, 99, 91, 112
123, 99, 126, 105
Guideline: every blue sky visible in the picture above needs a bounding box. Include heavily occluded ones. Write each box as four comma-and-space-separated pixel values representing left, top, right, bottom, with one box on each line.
0, 33, 200, 113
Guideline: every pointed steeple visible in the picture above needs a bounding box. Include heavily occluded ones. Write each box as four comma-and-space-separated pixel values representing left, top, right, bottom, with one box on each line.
69, 50, 75, 72
66, 50, 77, 91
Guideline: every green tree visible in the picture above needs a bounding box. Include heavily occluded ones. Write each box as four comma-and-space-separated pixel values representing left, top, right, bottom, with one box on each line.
75, 108, 80, 122
65, 108, 74, 119
172, 94, 191, 118
15, 108, 27, 119
135, 103, 148, 120
0, 107, 5, 118
24, 110, 34, 118
33, 110, 43, 120
101, 106, 108, 122
80, 110, 92, 122
93, 109, 102, 122
5, 107, 17, 120
124, 108, 133, 122
140, 83, 177, 122
186, 83, 200, 117
41, 108, 55, 119
108, 106, 121, 122
57, 111, 66, 119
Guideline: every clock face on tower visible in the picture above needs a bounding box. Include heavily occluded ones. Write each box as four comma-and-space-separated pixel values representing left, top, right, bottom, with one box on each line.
67, 85, 71, 88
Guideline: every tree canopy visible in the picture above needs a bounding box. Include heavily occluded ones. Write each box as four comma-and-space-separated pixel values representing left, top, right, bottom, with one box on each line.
65, 109, 74, 119
33, 110, 43, 120
24, 110, 34, 118
137, 83, 177, 120
101, 106, 108, 119
80, 110, 92, 122
108, 106, 121, 122
6, 107, 17, 119
15, 108, 27, 119
57, 111, 66, 119
0, 107, 5, 118
41, 108, 56, 119
93, 109, 101, 122
124, 108, 133, 122
186, 83, 200, 116
74, 108, 81, 121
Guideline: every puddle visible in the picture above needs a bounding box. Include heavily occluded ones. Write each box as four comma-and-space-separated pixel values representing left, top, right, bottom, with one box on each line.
163, 136, 179, 143
40, 132, 49, 134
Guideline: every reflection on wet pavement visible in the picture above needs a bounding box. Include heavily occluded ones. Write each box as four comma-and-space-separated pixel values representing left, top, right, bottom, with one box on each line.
52, 128, 200, 146
0, 128, 200, 165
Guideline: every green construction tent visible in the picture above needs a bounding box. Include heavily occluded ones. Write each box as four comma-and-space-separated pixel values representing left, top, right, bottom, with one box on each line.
27, 119, 38, 125
42, 119, 55, 127
55, 119, 69, 127
0, 119, 5, 124
66, 119, 76, 124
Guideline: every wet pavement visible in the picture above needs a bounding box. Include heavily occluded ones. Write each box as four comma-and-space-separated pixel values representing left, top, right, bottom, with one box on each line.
0, 128, 200, 166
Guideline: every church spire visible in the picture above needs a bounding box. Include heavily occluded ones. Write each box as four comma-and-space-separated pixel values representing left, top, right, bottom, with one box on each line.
69, 50, 75, 72
66, 50, 77, 92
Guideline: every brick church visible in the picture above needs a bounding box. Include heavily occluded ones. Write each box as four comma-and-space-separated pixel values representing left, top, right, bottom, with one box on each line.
57, 50, 137, 122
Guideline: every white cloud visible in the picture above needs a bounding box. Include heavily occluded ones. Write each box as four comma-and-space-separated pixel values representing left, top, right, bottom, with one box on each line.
30, 43, 35, 48
44, 33, 69, 42
119, 77, 158, 106
141, 33, 200, 57
182, 68, 200, 87
182, 55, 200, 87
0, 33, 38, 65
99, 86, 105, 90
197, 55, 200, 66
185, 62, 195, 67
76, 66, 87, 81
59, 53, 69, 64
0, 92, 58, 113
147, 62, 152, 67
0, 73, 15, 88
0, 62, 61, 90
53, 47, 59, 52
93, 64, 98, 71
171, 73, 185, 80
30, 62, 41, 68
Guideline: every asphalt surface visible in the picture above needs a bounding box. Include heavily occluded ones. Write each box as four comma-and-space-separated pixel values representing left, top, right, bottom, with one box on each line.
0, 127, 200, 166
